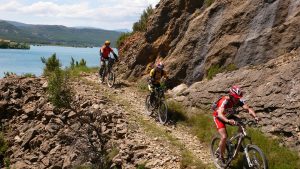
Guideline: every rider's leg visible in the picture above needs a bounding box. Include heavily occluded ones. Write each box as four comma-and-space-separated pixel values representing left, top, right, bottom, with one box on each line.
214, 117, 227, 163
99, 60, 104, 77
150, 84, 160, 105
218, 127, 227, 161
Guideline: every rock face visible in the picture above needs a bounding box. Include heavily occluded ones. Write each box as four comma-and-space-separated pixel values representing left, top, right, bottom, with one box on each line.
0, 77, 128, 168
118, 0, 300, 86
168, 49, 300, 153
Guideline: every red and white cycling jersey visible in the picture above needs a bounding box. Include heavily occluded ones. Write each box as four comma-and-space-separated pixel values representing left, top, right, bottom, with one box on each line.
213, 96, 245, 129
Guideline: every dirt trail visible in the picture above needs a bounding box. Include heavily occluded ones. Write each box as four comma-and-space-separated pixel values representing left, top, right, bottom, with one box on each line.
82, 73, 213, 168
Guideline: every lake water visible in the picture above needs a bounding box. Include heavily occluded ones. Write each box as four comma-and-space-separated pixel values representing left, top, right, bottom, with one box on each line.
0, 45, 109, 78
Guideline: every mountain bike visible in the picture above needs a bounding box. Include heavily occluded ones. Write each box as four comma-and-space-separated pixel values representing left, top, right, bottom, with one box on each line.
210, 120, 268, 169
145, 85, 168, 124
99, 58, 115, 88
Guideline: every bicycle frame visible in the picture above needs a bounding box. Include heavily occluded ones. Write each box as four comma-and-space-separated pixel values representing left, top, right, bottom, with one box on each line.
151, 87, 165, 109
224, 124, 249, 168
101, 59, 114, 77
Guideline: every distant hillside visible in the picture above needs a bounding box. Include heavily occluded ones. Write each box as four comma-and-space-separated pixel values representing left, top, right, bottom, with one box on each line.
0, 20, 122, 47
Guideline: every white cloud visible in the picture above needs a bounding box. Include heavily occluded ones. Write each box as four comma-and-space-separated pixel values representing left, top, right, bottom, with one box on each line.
0, 0, 160, 29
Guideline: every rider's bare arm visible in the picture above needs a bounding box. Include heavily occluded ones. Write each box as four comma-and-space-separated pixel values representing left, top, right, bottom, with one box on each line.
217, 107, 235, 125
242, 104, 260, 121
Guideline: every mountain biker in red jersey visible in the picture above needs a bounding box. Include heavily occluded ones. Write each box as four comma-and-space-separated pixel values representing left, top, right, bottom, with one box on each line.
99, 40, 118, 79
213, 86, 260, 165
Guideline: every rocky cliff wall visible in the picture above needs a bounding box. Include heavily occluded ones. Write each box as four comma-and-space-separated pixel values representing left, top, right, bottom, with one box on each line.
118, 0, 300, 86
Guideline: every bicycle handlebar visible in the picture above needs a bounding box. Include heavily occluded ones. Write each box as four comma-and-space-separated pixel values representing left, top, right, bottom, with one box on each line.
236, 120, 258, 127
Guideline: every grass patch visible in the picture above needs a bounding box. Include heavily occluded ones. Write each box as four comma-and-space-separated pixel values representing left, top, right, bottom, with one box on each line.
136, 163, 149, 169
74, 166, 92, 169
248, 128, 300, 169
68, 66, 98, 77
205, 0, 215, 6
225, 63, 238, 72
207, 63, 238, 80
0, 133, 9, 168
181, 150, 208, 169
137, 80, 149, 93
136, 115, 209, 169
107, 147, 119, 162
167, 100, 300, 169
0, 132, 8, 156
207, 64, 221, 80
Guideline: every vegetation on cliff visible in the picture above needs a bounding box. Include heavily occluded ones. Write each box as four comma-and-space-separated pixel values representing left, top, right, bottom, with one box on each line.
116, 5, 154, 48
132, 5, 154, 32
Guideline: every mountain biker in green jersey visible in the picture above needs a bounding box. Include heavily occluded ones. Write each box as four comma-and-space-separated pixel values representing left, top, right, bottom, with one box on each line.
148, 62, 168, 104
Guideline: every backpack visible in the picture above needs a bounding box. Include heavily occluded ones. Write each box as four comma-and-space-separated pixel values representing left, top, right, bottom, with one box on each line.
211, 96, 224, 111
153, 68, 163, 78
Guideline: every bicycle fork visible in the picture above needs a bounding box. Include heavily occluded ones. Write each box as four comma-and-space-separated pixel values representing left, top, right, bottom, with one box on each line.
244, 146, 254, 168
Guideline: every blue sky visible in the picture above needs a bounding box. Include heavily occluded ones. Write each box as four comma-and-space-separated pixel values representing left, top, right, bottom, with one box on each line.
0, 0, 160, 30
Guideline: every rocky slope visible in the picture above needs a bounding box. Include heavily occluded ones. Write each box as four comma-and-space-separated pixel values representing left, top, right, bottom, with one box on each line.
118, 0, 300, 86
0, 76, 128, 168
0, 74, 212, 168
169, 48, 300, 153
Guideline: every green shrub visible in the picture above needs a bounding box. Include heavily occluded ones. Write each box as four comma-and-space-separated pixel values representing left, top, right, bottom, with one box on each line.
0, 133, 8, 156
70, 57, 75, 69
205, 0, 215, 6
41, 53, 61, 76
79, 59, 87, 67
4, 158, 10, 169
22, 73, 36, 78
116, 32, 132, 48
132, 5, 154, 32
3, 72, 16, 78
207, 64, 221, 80
47, 69, 73, 108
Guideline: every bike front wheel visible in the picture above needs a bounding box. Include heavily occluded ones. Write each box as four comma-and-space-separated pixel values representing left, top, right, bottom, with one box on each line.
243, 145, 268, 169
158, 101, 168, 124
210, 135, 231, 169
107, 71, 115, 88
145, 95, 154, 116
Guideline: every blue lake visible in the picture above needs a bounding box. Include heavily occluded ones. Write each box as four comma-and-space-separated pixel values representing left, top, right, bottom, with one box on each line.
0, 45, 110, 78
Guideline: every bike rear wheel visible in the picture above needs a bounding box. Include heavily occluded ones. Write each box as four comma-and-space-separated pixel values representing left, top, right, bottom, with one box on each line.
158, 101, 168, 124
107, 71, 115, 88
243, 145, 268, 169
210, 136, 231, 169
145, 95, 153, 116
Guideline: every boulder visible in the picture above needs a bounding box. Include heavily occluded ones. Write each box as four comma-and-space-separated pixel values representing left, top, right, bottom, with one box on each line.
21, 129, 38, 148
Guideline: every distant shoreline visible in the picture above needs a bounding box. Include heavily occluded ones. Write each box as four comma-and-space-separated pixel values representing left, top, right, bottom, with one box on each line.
31, 43, 98, 48
0, 39, 30, 50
